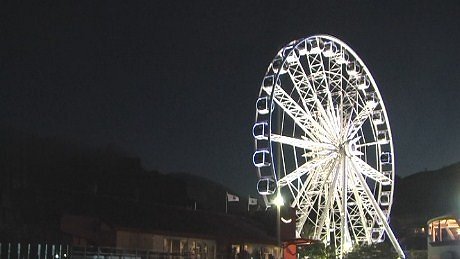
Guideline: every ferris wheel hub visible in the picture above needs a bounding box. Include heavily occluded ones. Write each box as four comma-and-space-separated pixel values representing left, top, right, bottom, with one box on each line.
342, 137, 362, 157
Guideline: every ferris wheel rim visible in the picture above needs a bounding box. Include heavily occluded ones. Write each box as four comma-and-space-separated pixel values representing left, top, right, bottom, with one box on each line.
254, 35, 396, 193
253, 34, 404, 257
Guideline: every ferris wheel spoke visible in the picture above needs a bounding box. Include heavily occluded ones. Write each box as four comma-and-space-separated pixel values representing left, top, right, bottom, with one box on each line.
294, 156, 339, 237
350, 161, 406, 257
270, 134, 335, 151
286, 59, 315, 111
278, 153, 336, 187
306, 52, 335, 108
311, 98, 339, 141
291, 166, 321, 208
329, 194, 342, 249
325, 103, 341, 136
296, 156, 338, 207
346, 163, 381, 223
347, 100, 377, 139
306, 53, 337, 123
286, 59, 338, 140
314, 157, 341, 237
349, 155, 392, 185
333, 186, 352, 256
355, 141, 379, 148
294, 175, 325, 222
346, 167, 373, 242
349, 180, 383, 237
342, 85, 368, 120
327, 52, 344, 101
263, 85, 331, 142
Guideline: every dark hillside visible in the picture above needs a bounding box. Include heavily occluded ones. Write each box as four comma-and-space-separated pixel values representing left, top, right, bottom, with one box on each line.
393, 162, 460, 223
0, 127, 191, 240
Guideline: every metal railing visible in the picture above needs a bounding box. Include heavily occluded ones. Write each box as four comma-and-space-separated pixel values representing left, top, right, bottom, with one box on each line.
0, 243, 70, 259
71, 246, 188, 259
0, 243, 214, 259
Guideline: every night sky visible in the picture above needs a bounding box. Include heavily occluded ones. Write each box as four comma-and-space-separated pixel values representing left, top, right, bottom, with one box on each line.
1, 1, 459, 196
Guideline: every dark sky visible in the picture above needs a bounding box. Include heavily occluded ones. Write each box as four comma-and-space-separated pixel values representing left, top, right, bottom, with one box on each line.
1, 1, 459, 196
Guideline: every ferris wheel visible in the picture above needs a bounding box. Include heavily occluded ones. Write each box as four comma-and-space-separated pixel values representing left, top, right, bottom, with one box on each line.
252, 35, 405, 258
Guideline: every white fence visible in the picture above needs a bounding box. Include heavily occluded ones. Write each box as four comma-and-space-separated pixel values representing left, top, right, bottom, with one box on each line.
0, 243, 210, 259
0, 243, 69, 258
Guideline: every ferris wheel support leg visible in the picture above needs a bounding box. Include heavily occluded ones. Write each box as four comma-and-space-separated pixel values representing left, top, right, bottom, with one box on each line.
354, 171, 406, 259
340, 154, 348, 258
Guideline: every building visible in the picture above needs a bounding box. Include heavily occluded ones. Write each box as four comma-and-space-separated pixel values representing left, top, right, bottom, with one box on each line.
61, 203, 281, 258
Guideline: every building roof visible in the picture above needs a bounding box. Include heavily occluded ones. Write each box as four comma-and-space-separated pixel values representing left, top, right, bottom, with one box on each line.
65, 199, 277, 245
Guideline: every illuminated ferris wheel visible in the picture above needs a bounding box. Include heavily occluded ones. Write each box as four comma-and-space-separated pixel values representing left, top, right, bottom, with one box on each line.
252, 35, 405, 258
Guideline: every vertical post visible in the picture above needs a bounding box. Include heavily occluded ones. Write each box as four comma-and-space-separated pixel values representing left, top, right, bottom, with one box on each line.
340, 154, 347, 258
59, 244, 62, 259
44, 244, 47, 259
17, 243, 20, 259
38, 244, 41, 259
8, 242, 11, 259
439, 221, 442, 242
27, 243, 30, 259
277, 199, 281, 246
275, 108, 282, 258
225, 193, 228, 214
52, 244, 55, 259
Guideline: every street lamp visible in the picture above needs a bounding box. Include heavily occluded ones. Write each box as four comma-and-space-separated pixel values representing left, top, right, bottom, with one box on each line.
273, 192, 284, 207
272, 191, 284, 259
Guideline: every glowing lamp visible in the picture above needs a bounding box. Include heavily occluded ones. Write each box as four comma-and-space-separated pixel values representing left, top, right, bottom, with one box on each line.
273, 192, 284, 207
